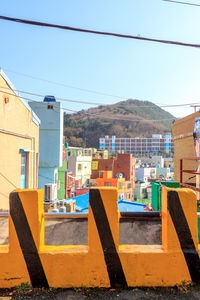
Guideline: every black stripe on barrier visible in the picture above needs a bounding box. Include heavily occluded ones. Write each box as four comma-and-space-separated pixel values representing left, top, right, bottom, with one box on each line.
89, 189, 128, 288
168, 190, 200, 283
10, 192, 49, 288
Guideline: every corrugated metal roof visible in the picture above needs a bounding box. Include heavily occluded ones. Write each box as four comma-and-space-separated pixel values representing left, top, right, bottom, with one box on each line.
66, 193, 146, 212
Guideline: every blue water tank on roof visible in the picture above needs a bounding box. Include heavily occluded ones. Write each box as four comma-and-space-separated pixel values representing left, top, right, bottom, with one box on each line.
44, 95, 56, 102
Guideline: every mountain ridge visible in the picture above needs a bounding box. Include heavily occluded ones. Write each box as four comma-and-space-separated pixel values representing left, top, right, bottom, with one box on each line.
64, 99, 175, 148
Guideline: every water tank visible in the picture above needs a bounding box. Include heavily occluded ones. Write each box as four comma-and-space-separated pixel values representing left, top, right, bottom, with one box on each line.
116, 173, 123, 179
59, 201, 66, 213
44, 95, 56, 102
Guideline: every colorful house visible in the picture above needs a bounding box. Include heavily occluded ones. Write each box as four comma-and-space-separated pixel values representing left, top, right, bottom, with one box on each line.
91, 153, 135, 200
96, 171, 126, 200
0, 69, 40, 210
65, 170, 76, 198
67, 153, 92, 188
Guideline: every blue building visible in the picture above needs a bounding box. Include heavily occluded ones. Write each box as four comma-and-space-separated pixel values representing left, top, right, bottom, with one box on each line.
29, 96, 63, 189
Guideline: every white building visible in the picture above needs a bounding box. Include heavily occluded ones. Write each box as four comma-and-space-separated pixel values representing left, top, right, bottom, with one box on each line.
67, 155, 92, 187
151, 156, 164, 168
136, 167, 156, 182
156, 168, 172, 180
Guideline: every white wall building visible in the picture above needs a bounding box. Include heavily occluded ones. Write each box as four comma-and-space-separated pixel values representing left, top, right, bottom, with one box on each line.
136, 167, 156, 182
151, 156, 164, 168
67, 155, 92, 187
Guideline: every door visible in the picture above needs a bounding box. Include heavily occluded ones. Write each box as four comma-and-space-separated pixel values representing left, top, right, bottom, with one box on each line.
20, 152, 26, 188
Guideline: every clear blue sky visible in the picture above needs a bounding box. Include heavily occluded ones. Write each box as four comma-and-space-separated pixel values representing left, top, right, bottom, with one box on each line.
1, 0, 200, 118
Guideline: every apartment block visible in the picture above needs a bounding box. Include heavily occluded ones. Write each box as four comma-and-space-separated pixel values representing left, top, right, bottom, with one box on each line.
99, 134, 174, 156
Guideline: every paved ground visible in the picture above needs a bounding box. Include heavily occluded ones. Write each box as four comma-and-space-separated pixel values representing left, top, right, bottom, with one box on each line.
1, 287, 200, 299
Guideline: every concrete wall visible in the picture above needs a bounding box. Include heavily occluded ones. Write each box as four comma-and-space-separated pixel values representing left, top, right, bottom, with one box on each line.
44, 218, 161, 246
172, 112, 200, 182
0, 187, 198, 287
0, 70, 40, 210
29, 101, 63, 189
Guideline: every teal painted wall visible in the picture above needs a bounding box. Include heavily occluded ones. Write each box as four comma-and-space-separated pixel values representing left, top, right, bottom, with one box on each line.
151, 181, 180, 211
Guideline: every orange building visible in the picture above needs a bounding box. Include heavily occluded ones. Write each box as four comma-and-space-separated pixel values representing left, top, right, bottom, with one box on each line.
91, 153, 135, 201
96, 171, 128, 200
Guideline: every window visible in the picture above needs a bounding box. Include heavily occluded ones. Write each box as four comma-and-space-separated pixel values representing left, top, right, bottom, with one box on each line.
117, 163, 120, 168
127, 183, 132, 189
36, 153, 39, 188
104, 182, 111, 187
4, 97, 9, 104
48, 105, 53, 109
100, 172, 104, 178
20, 152, 28, 188
78, 164, 82, 171
119, 182, 123, 189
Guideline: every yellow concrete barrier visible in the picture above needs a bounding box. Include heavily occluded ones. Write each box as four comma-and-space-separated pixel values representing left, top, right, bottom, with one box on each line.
0, 187, 199, 287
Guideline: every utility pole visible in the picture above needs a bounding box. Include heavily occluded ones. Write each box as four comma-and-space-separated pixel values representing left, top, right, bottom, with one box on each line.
190, 105, 200, 113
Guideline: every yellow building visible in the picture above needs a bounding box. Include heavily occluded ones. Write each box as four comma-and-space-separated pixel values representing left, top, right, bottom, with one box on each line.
0, 69, 40, 210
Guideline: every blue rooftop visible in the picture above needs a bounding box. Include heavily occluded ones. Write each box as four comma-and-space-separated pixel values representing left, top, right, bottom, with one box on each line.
64, 193, 146, 213
44, 95, 56, 102
118, 200, 146, 212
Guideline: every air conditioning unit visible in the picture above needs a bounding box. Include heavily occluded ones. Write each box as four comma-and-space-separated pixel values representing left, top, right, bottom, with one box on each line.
44, 184, 57, 202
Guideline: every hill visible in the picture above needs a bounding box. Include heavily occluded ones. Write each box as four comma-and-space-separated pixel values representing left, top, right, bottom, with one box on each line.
64, 99, 176, 148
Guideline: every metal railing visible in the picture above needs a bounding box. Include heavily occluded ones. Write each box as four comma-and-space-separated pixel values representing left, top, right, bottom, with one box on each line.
0, 211, 162, 219
180, 157, 200, 192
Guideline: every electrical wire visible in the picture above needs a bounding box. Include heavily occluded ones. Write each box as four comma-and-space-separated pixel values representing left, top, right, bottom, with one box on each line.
0, 15, 200, 49
0, 89, 177, 122
0, 86, 118, 106
38, 174, 55, 182
3, 68, 126, 101
163, 0, 200, 7
0, 85, 199, 108
0, 90, 77, 113
0, 172, 17, 189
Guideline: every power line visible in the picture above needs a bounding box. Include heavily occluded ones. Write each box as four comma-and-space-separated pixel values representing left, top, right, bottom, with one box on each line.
0, 89, 177, 122
0, 15, 200, 49
163, 0, 200, 7
0, 90, 176, 122
38, 174, 55, 182
0, 86, 104, 106
0, 85, 199, 108
3, 68, 126, 100
0, 172, 17, 189
87, 114, 176, 122
0, 90, 77, 113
